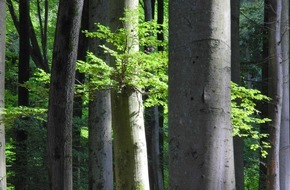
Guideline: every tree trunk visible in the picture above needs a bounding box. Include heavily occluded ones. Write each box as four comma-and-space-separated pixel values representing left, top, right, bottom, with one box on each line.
73, 0, 88, 187
109, 0, 150, 189
88, 1, 113, 189
156, 0, 165, 180
143, 1, 164, 189
168, 0, 235, 189
231, 0, 244, 189
6, 0, 49, 72
15, 1, 30, 189
47, 0, 84, 189
266, 0, 283, 189
279, 0, 290, 189
0, 0, 7, 189
259, 1, 269, 188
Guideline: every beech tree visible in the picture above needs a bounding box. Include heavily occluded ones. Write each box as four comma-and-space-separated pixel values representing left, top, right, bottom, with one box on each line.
143, 1, 164, 189
47, 0, 84, 189
109, 0, 150, 189
73, 0, 88, 187
231, 0, 244, 189
279, 0, 289, 188
0, 0, 6, 189
168, 0, 235, 189
88, 0, 113, 189
266, 0, 283, 189
7, 0, 50, 72
15, 0, 30, 189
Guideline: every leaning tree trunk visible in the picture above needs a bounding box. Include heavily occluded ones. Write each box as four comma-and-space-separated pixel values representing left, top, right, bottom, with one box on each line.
266, 0, 283, 189
109, 0, 150, 189
47, 0, 84, 189
231, 0, 244, 189
279, 0, 290, 189
88, 0, 113, 189
168, 0, 235, 189
0, 0, 6, 189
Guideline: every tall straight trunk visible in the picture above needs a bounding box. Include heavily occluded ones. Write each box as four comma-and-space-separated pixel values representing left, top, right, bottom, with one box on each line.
73, 0, 88, 187
279, 0, 290, 189
0, 0, 6, 189
145, 106, 164, 190
231, 0, 244, 189
47, 0, 84, 189
259, 1, 269, 188
109, 0, 150, 189
168, 0, 235, 189
36, 0, 49, 71
15, 1, 30, 189
266, 0, 283, 189
143, 1, 164, 189
88, 0, 113, 189
144, 0, 153, 21
156, 0, 164, 180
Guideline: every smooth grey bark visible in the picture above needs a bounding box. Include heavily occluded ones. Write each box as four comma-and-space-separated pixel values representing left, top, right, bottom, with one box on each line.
47, 0, 84, 189
231, 0, 244, 189
168, 0, 235, 189
279, 0, 290, 189
109, 0, 150, 189
266, 0, 283, 189
0, 0, 6, 189
88, 1, 113, 189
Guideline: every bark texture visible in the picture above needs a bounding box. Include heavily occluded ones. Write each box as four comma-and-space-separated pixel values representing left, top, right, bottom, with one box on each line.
279, 0, 290, 189
109, 0, 150, 189
169, 0, 235, 189
0, 0, 6, 189
47, 0, 84, 189
266, 0, 283, 189
88, 1, 113, 189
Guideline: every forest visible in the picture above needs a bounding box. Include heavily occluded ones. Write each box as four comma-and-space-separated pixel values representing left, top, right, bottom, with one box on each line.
0, 0, 289, 189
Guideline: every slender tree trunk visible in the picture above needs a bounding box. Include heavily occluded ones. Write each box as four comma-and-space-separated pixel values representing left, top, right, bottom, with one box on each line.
157, 0, 165, 180
15, 1, 30, 189
88, 1, 113, 189
143, 1, 164, 189
231, 0, 244, 189
47, 0, 84, 189
109, 0, 150, 189
144, 0, 153, 21
6, 0, 49, 72
73, 0, 88, 187
0, 0, 7, 189
145, 107, 164, 190
259, 1, 269, 188
266, 0, 283, 189
36, 0, 49, 71
279, 0, 290, 189
169, 0, 235, 189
